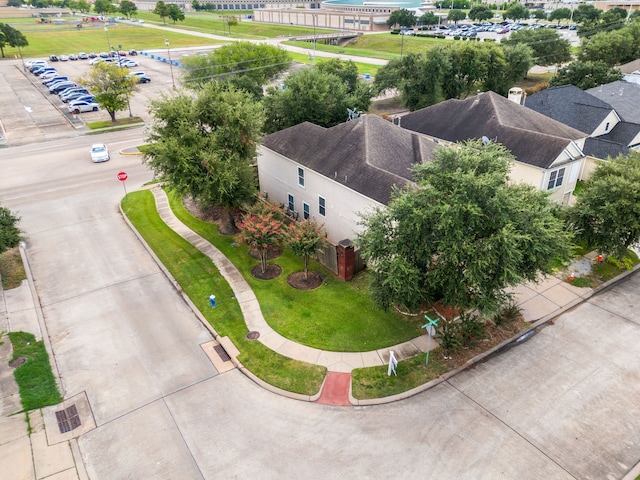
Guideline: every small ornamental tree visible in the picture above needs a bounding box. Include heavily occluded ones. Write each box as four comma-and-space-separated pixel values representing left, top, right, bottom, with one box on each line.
236, 204, 284, 273
0, 205, 21, 254
286, 220, 327, 279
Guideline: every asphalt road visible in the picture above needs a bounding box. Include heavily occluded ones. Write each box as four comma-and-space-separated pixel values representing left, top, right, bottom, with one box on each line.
0, 49, 639, 479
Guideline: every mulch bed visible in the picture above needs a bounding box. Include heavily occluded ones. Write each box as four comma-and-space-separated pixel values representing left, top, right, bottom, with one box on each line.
287, 271, 323, 290
249, 246, 283, 260
251, 264, 282, 280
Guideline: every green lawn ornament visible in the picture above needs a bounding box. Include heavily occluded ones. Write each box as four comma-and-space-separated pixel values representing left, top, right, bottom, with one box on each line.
422, 315, 440, 366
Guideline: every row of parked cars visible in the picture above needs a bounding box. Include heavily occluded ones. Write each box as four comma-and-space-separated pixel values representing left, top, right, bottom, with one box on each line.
49, 50, 138, 63
26, 59, 98, 114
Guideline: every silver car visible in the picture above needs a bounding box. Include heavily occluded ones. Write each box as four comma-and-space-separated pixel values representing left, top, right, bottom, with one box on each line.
90, 143, 110, 163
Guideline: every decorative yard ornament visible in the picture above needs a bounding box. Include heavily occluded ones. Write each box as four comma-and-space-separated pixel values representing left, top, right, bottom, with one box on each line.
422, 315, 440, 366
388, 350, 398, 376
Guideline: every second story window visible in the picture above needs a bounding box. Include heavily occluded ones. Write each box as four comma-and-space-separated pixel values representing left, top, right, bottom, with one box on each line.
298, 167, 305, 187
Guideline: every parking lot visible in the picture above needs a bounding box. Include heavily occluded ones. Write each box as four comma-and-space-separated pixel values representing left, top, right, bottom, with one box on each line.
0, 47, 213, 146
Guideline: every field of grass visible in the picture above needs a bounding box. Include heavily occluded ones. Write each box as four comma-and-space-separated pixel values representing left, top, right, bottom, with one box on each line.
121, 189, 326, 395
8, 331, 62, 411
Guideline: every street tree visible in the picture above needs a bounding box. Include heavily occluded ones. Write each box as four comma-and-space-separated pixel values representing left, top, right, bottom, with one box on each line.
153, 1, 170, 24
503, 2, 529, 22
237, 203, 284, 273
0, 205, 21, 255
468, 5, 493, 21
573, 4, 601, 24
387, 8, 416, 28
548, 7, 571, 25
167, 4, 185, 24
93, 0, 112, 14
601, 7, 628, 24
79, 62, 137, 122
263, 67, 372, 133
119, 0, 137, 18
579, 28, 638, 67
286, 219, 327, 280
530, 9, 547, 21
447, 9, 466, 24
317, 58, 359, 92
357, 140, 573, 315
419, 12, 439, 27
503, 28, 571, 66
182, 42, 290, 100
442, 41, 492, 99
76, 0, 91, 13
550, 60, 623, 89
144, 82, 264, 233
502, 43, 534, 83
0, 23, 28, 59
567, 152, 640, 259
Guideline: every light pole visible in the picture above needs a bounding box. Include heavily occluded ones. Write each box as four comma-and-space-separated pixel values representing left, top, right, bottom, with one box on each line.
165, 39, 176, 89
312, 14, 317, 65
112, 43, 133, 120
104, 26, 111, 53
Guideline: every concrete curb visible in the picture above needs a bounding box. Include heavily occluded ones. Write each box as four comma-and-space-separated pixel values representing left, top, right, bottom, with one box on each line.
238, 361, 323, 403
119, 148, 143, 156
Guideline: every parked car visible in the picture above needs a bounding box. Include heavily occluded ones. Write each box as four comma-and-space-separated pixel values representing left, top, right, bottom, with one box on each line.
68, 94, 95, 104
39, 70, 59, 79
78, 52, 89, 60
137, 76, 151, 84
69, 54, 78, 61
60, 88, 90, 102
118, 50, 127, 56
128, 71, 146, 79
68, 100, 100, 114
59, 55, 68, 61
49, 54, 59, 62
88, 52, 98, 59
26, 60, 48, 71
33, 67, 56, 76
50, 81, 76, 94
120, 59, 139, 67
89, 143, 109, 162
129, 49, 138, 56
99, 52, 110, 58
43, 75, 67, 85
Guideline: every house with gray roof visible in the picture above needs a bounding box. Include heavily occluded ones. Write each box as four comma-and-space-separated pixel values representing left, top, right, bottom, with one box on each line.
587, 81, 640, 125
258, 114, 437, 244
399, 91, 587, 205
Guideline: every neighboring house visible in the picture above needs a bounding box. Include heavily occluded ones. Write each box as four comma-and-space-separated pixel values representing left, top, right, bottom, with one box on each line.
527, 84, 640, 177
616, 59, 640, 85
587, 81, 640, 125
258, 114, 437, 245
399, 91, 587, 205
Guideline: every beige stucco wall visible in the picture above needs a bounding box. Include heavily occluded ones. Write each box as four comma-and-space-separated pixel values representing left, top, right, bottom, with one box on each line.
591, 110, 621, 137
258, 147, 384, 243
252, 8, 389, 30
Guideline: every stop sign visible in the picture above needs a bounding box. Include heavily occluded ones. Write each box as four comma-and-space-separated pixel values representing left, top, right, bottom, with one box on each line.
117, 171, 128, 182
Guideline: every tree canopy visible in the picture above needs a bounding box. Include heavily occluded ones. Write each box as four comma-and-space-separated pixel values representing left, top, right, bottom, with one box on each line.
503, 28, 571, 66
548, 7, 571, 24
79, 62, 137, 122
0, 23, 28, 59
578, 23, 640, 67
357, 140, 573, 315
0, 205, 21, 255
468, 5, 493, 21
153, 1, 170, 24
167, 4, 185, 24
119, 0, 137, 18
503, 2, 529, 21
567, 152, 640, 259
144, 82, 264, 233
447, 9, 466, 24
93, 0, 113, 14
263, 66, 372, 133
387, 8, 416, 28
550, 60, 623, 90
419, 12, 439, 26
182, 42, 291, 99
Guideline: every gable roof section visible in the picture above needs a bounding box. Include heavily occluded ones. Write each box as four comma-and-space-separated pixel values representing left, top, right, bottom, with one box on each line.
583, 137, 629, 160
261, 114, 437, 205
399, 91, 585, 169
525, 85, 614, 135
587, 81, 640, 124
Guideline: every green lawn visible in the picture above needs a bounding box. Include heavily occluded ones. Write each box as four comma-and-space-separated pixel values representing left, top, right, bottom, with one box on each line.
8, 331, 62, 411
165, 189, 424, 351
121, 189, 326, 395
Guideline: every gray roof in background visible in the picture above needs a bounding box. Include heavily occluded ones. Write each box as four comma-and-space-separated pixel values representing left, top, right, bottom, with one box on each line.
583, 137, 629, 160
261, 114, 437, 205
525, 85, 613, 135
587, 81, 640, 124
617, 59, 640, 74
399, 91, 585, 169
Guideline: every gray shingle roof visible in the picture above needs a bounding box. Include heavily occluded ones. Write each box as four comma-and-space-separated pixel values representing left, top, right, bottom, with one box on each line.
598, 121, 640, 148
399, 91, 585, 169
583, 137, 629, 160
261, 114, 437, 205
525, 85, 613, 135
587, 81, 640, 124
617, 59, 640, 75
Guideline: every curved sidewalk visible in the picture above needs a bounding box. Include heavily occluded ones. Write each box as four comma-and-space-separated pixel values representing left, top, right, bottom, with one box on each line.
151, 187, 429, 373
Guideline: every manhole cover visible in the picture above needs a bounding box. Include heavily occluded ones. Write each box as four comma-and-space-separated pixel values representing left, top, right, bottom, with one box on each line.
213, 344, 231, 362
246, 331, 260, 340
10, 357, 26, 368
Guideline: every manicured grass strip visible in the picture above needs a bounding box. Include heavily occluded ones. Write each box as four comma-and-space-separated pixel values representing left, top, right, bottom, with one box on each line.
0, 247, 26, 290
287, 51, 381, 76
8, 332, 62, 411
166, 189, 424, 351
351, 350, 449, 400
121, 190, 325, 395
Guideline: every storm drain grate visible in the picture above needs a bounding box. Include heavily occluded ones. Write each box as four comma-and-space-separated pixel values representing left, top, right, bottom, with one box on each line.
213, 344, 231, 362
55, 404, 81, 434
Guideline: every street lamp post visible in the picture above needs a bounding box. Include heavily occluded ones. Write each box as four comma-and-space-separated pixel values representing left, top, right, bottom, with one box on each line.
104, 26, 111, 53
112, 43, 133, 120
165, 39, 176, 89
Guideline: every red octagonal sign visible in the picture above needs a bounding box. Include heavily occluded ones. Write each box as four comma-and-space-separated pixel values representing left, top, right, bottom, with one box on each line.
117, 171, 128, 182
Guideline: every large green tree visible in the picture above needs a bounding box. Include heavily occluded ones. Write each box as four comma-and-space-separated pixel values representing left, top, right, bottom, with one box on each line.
447, 9, 466, 24
93, 0, 112, 14
468, 5, 493, 21
573, 4, 601, 24
567, 153, 640, 259
144, 82, 264, 233
0, 23, 28, 59
419, 12, 439, 26
548, 7, 571, 25
119, 0, 137, 18
0, 205, 21, 255
79, 62, 137, 122
182, 42, 291, 99
387, 8, 416, 28
503, 2, 529, 22
357, 140, 573, 315
263, 67, 372, 133
503, 28, 571, 66
167, 4, 185, 24
550, 60, 623, 90
579, 26, 640, 67
153, 1, 170, 24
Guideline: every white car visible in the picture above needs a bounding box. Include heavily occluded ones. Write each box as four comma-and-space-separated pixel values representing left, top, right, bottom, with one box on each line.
68, 100, 99, 114
90, 143, 110, 163
119, 59, 139, 67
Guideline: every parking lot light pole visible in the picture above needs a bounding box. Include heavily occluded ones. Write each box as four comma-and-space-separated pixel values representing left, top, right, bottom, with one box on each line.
165, 39, 176, 89
104, 26, 111, 53
111, 44, 133, 120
